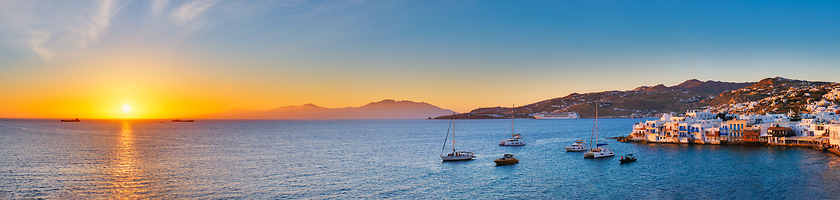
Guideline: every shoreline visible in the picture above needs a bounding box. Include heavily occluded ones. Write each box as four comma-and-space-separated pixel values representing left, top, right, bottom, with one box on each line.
615, 137, 840, 157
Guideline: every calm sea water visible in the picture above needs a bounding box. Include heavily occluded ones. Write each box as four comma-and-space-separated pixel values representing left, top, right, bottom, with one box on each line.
2, 118, 840, 199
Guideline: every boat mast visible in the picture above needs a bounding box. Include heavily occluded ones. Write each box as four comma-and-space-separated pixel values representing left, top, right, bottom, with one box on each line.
511, 104, 514, 136
452, 113, 456, 153
442, 113, 454, 154
589, 102, 597, 150
595, 101, 599, 146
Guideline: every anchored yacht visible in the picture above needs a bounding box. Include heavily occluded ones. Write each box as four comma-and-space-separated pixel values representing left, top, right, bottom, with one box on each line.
564, 140, 587, 151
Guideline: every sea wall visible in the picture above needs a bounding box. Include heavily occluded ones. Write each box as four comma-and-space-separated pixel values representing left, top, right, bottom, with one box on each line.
830, 148, 840, 157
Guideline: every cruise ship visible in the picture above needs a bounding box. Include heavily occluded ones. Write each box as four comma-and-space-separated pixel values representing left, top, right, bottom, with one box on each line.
532, 112, 580, 119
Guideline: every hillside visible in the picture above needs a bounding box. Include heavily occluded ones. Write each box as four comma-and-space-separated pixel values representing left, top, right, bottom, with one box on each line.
436, 78, 838, 119
197, 99, 456, 119
705, 77, 837, 114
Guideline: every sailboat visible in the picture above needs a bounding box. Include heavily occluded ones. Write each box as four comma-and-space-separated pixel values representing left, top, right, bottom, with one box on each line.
584, 102, 615, 159
440, 114, 475, 161
499, 105, 526, 146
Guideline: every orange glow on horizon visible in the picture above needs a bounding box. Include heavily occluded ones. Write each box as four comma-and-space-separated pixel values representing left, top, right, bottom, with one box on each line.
0, 51, 536, 119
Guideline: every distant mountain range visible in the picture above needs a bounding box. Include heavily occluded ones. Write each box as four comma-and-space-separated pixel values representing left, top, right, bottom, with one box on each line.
437, 77, 838, 119
196, 99, 456, 119
195, 77, 838, 120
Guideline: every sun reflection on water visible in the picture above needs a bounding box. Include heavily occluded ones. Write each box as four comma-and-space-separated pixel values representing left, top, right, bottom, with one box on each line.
107, 120, 144, 199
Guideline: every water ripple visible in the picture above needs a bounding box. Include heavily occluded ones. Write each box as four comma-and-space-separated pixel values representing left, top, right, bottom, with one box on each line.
1, 119, 839, 198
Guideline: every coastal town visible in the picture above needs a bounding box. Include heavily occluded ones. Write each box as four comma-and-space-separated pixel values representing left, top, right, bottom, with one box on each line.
625, 82, 840, 156
438, 77, 837, 120
432, 77, 840, 158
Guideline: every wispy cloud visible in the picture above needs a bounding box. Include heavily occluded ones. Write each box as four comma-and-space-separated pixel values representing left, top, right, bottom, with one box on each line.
0, 0, 397, 62
74, 0, 116, 49
151, 0, 170, 17
171, 0, 219, 25
0, 0, 122, 62
27, 31, 56, 61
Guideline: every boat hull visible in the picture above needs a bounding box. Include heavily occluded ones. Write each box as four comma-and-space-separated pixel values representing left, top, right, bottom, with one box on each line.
499, 139, 526, 146
533, 112, 580, 119
620, 158, 637, 163
564, 146, 587, 151
584, 149, 615, 159
441, 155, 475, 161
494, 158, 519, 165
565, 140, 587, 151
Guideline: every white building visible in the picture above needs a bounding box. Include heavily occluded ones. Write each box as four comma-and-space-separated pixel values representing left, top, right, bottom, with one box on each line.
827, 124, 840, 148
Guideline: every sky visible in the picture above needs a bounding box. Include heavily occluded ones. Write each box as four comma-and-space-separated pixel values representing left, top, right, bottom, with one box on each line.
1, 0, 840, 119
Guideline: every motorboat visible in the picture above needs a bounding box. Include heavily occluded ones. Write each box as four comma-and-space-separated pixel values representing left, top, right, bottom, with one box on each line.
620, 154, 637, 163
499, 134, 525, 146
564, 140, 587, 151
494, 154, 519, 165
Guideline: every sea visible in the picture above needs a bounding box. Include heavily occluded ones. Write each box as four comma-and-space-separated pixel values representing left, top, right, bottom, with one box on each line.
2, 118, 840, 199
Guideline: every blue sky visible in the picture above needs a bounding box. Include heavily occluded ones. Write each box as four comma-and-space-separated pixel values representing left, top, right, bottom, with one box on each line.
1, 0, 840, 116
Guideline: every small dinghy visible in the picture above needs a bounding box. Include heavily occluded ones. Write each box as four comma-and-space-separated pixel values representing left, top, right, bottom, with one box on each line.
620, 154, 637, 164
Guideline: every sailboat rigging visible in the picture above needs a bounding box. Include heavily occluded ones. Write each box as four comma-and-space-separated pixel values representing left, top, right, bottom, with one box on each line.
440, 113, 475, 161
499, 105, 525, 146
584, 101, 615, 158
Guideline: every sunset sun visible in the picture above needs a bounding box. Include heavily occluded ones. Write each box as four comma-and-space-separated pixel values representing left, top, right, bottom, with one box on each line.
122, 104, 131, 113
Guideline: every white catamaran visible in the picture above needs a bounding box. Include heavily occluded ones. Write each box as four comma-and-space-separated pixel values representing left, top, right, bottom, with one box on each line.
584, 102, 615, 158
441, 114, 475, 161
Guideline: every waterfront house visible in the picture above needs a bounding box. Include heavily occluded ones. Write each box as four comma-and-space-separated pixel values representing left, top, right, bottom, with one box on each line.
704, 127, 723, 144
756, 122, 796, 142
768, 126, 795, 137
743, 128, 761, 142
689, 120, 720, 144
639, 114, 670, 142
792, 119, 817, 136
828, 124, 840, 149
813, 123, 829, 137
726, 120, 748, 142
662, 122, 682, 143
632, 123, 646, 141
